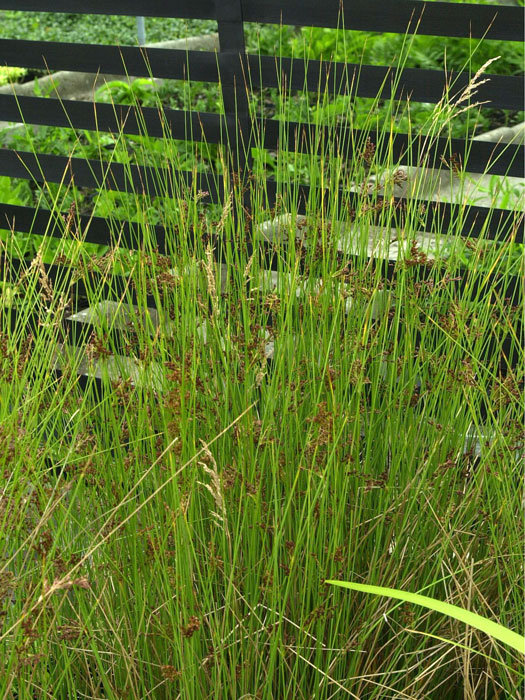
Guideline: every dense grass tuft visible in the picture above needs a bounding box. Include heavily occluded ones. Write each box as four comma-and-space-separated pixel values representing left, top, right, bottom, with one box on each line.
0, 15, 523, 700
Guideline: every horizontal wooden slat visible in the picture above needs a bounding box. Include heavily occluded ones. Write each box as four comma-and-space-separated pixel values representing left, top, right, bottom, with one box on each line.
0, 203, 272, 272
243, 0, 523, 41
5, 1, 519, 41
0, 95, 224, 143
0, 149, 224, 202
247, 55, 523, 112
3, 255, 139, 305
0, 203, 173, 253
0, 1, 216, 19
3, 221, 521, 305
1, 40, 519, 113
260, 120, 524, 178
5, 96, 522, 178
0, 150, 521, 242
260, 179, 523, 242
3, 231, 521, 318
0, 40, 220, 82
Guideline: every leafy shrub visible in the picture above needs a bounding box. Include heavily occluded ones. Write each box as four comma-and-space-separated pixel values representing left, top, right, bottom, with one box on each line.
0, 11, 216, 46
0, 66, 27, 86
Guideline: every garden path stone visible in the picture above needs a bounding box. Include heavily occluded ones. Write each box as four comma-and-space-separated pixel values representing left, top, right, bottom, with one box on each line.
371, 122, 524, 210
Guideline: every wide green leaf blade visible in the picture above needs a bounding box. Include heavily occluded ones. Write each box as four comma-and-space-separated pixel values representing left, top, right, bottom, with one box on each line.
325, 581, 525, 654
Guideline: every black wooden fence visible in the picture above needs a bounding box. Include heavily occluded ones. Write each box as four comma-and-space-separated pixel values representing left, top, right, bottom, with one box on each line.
0, 1, 523, 363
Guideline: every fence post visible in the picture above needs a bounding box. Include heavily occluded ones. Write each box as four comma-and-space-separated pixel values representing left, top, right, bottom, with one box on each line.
216, 1, 253, 248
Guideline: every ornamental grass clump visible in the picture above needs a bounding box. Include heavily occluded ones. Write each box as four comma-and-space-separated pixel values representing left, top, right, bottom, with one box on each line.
0, 14, 523, 700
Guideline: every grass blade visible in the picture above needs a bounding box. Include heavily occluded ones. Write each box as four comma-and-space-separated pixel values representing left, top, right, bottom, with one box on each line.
325, 580, 525, 653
